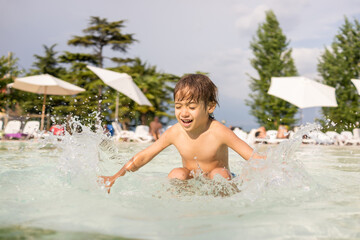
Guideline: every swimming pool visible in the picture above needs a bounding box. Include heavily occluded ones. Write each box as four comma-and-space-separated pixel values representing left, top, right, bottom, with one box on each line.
0, 125, 359, 239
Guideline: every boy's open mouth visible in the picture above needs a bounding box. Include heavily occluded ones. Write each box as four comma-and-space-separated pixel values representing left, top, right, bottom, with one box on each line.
181, 119, 193, 125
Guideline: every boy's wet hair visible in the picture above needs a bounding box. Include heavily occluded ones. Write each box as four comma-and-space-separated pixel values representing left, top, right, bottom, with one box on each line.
174, 74, 219, 108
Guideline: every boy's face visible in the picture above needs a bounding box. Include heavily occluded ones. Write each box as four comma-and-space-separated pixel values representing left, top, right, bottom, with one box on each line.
175, 94, 215, 133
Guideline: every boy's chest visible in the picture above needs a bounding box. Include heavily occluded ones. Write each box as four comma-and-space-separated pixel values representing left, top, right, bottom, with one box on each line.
172, 133, 226, 162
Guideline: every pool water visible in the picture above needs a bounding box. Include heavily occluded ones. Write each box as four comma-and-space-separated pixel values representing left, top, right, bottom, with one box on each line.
0, 123, 359, 239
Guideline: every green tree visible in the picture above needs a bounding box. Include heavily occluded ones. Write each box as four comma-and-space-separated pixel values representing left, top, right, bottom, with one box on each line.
246, 10, 298, 130
22, 44, 71, 123
114, 58, 179, 126
30, 44, 65, 76
0, 52, 26, 116
90, 58, 178, 129
317, 17, 360, 131
56, 60, 100, 125
65, 16, 137, 114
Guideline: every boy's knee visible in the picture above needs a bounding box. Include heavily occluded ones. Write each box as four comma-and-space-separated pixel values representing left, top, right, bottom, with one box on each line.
168, 168, 190, 180
209, 168, 232, 180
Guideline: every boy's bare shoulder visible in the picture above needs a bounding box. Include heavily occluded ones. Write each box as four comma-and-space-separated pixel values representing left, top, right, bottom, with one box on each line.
162, 123, 182, 138
209, 120, 234, 137
210, 120, 231, 131
166, 123, 181, 132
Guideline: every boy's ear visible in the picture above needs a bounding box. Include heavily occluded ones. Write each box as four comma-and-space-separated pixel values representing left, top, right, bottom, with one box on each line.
208, 102, 216, 114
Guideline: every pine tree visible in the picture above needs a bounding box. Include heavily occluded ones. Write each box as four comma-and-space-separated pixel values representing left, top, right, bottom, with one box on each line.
246, 10, 298, 130
116, 58, 179, 126
317, 17, 360, 131
30, 44, 65, 76
0, 53, 24, 115
64, 16, 137, 115
26, 44, 73, 125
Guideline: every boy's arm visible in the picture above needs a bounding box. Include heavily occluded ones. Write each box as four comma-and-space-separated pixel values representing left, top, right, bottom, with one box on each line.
99, 127, 174, 193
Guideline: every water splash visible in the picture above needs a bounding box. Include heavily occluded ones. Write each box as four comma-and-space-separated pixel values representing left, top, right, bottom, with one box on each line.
237, 123, 320, 202
38, 116, 117, 190
38, 117, 320, 201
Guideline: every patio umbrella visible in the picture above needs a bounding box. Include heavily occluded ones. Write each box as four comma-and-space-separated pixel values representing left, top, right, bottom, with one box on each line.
12, 74, 85, 130
351, 79, 360, 94
87, 65, 152, 121
268, 76, 338, 122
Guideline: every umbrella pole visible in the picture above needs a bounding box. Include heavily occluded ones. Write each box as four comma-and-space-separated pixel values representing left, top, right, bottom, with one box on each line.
115, 92, 119, 122
40, 93, 47, 131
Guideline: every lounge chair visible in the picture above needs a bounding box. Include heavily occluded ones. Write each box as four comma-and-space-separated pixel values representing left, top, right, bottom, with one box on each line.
233, 127, 247, 141
266, 130, 289, 144
4, 120, 22, 139
133, 125, 154, 143
302, 129, 330, 144
325, 131, 343, 145
111, 122, 135, 142
0, 120, 3, 139
247, 128, 268, 145
343, 129, 360, 145
266, 130, 280, 144
307, 130, 333, 145
22, 121, 40, 139
353, 128, 360, 138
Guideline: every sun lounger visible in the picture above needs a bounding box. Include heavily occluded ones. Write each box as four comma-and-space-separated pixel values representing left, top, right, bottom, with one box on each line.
133, 125, 154, 143
266, 130, 288, 144
247, 129, 268, 144
4, 120, 22, 139
325, 131, 343, 145
22, 121, 40, 139
0, 120, 3, 139
111, 122, 135, 142
307, 130, 333, 145
301, 131, 316, 144
343, 129, 360, 145
233, 127, 247, 141
254, 129, 288, 144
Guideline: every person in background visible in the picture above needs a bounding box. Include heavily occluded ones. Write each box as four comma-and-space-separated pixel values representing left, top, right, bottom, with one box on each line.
255, 126, 266, 138
276, 124, 289, 139
149, 116, 163, 141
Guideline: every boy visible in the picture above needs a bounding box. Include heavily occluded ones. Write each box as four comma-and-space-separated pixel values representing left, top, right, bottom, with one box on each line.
100, 74, 261, 193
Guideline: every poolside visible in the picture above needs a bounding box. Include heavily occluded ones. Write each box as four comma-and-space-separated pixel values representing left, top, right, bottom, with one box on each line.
0, 132, 359, 239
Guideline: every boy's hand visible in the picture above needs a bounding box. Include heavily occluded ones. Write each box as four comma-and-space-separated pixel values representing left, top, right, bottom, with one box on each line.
97, 166, 128, 194
98, 175, 116, 194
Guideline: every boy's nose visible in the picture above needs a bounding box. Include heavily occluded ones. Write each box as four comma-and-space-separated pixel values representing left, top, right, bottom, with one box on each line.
180, 108, 189, 117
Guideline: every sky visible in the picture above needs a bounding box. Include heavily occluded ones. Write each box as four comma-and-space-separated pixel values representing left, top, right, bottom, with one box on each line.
1, 0, 360, 130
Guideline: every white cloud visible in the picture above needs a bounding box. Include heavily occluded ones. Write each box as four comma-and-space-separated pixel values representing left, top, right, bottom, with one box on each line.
235, 4, 268, 34
233, 0, 360, 46
292, 47, 324, 79
2, 0, 360, 126
196, 48, 255, 101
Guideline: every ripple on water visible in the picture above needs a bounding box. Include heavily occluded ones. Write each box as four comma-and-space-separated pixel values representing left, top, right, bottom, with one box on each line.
0, 121, 359, 239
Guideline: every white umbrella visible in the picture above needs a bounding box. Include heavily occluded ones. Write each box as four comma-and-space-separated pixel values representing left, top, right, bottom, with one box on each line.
351, 79, 360, 94
87, 65, 152, 121
268, 76, 338, 109
268, 76, 338, 123
87, 65, 152, 106
12, 74, 85, 130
